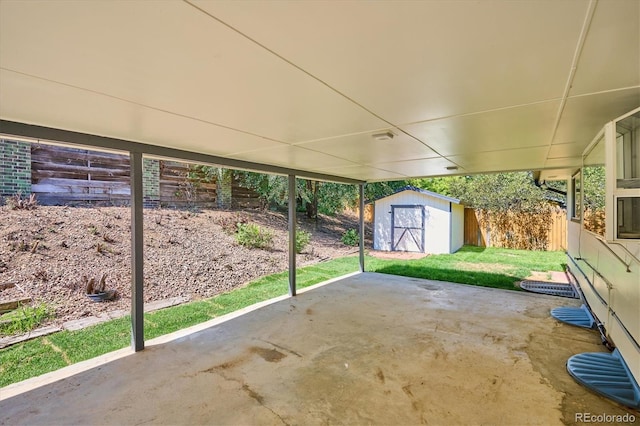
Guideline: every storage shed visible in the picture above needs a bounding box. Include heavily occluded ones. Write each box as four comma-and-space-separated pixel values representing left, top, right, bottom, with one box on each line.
373, 187, 464, 254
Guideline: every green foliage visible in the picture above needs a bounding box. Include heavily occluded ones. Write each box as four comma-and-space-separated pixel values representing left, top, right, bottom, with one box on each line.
582, 165, 606, 236
0, 303, 53, 336
408, 172, 567, 212
296, 228, 311, 253
234, 171, 295, 208
316, 182, 355, 215
235, 171, 412, 217
341, 229, 360, 246
434, 172, 560, 250
187, 164, 220, 183
364, 181, 411, 204
235, 223, 274, 249
583, 165, 605, 211
448, 172, 547, 213
408, 176, 461, 196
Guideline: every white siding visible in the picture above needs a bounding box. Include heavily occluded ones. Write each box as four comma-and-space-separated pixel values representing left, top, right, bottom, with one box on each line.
423, 203, 449, 254
567, 220, 640, 383
373, 193, 394, 251
450, 203, 464, 253
374, 190, 460, 254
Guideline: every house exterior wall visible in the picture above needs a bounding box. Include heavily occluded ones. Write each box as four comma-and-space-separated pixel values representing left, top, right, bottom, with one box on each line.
568, 220, 640, 384
565, 108, 640, 385
0, 139, 31, 197
143, 158, 160, 208
374, 190, 459, 254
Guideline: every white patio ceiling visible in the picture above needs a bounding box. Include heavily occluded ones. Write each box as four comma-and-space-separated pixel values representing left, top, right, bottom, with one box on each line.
1, 0, 638, 182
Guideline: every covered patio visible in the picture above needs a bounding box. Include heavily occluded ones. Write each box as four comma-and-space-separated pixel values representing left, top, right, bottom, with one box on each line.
1, 0, 639, 422
0, 273, 630, 424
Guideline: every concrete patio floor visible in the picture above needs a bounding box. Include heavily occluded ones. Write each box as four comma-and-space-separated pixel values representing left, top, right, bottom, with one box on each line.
0, 272, 636, 425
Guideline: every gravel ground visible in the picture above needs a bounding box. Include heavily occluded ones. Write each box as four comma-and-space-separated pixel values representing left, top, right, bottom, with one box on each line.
0, 205, 365, 329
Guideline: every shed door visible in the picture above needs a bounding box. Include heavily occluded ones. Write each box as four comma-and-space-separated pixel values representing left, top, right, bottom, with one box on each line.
391, 205, 424, 252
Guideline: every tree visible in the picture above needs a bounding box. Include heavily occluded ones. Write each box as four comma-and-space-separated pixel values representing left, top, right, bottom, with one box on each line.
582, 165, 605, 211
236, 171, 411, 219
582, 165, 606, 236
448, 172, 547, 213
408, 176, 461, 196
439, 172, 557, 250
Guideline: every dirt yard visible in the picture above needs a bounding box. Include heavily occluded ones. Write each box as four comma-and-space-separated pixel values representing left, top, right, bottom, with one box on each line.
0, 205, 365, 329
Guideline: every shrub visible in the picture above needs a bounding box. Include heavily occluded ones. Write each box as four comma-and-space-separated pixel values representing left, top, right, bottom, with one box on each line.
341, 229, 360, 246
236, 223, 273, 249
216, 213, 249, 234
296, 229, 311, 253
5, 193, 38, 210
0, 303, 53, 336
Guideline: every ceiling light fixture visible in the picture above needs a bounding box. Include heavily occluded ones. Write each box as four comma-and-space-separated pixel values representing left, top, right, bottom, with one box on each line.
372, 131, 394, 141
445, 166, 459, 171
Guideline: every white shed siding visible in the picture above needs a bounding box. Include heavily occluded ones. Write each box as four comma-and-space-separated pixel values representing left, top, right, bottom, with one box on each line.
373, 192, 402, 251
374, 190, 461, 254
423, 203, 450, 254
450, 203, 465, 252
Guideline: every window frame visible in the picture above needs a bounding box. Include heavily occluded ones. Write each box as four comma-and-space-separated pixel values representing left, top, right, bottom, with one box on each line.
611, 108, 640, 240
571, 171, 581, 223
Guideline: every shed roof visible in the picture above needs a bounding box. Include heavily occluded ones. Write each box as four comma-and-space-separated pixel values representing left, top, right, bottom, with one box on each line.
375, 186, 461, 205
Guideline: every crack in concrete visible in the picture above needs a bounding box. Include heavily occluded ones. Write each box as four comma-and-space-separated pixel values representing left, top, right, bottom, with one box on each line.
203, 365, 290, 425
260, 339, 303, 358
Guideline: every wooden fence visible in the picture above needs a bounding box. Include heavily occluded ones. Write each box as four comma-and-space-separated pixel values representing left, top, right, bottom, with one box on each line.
158, 160, 218, 208
231, 175, 263, 209
30, 144, 260, 208
463, 207, 567, 251
31, 145, 131, 205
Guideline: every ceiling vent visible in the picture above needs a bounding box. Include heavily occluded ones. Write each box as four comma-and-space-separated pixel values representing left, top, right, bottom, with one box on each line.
372, 131, 394, 141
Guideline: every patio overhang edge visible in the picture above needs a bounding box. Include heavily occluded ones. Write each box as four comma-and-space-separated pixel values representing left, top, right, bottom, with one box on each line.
0, 120, 365, 185
0, 119, 369, 353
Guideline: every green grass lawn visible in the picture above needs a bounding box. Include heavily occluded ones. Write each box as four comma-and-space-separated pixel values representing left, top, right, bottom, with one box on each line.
0, 246, 565, 388
368, 245, 566, 290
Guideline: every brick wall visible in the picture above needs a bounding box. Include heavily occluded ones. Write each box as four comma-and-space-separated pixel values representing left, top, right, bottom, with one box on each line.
0, 142, 258, 209
0, 140, 31, 198
217, 168, 232, 209
143, 158, 160, 208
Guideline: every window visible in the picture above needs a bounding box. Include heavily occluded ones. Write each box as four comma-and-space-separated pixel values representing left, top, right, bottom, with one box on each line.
571, 172, 581, 221
616, 111, 640, 188
614, 110, 640, 239
616, 197, 640, 239
582, 135, 605, 237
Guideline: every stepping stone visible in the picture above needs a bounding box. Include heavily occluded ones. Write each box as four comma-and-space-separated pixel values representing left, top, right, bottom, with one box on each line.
551, 304, 594, 328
